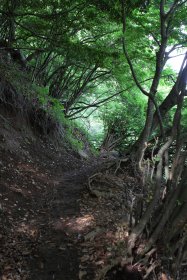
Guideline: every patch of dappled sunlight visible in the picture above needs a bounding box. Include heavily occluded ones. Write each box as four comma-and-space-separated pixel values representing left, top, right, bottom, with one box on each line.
16, 222, 39, 239
53, 214, 95, 233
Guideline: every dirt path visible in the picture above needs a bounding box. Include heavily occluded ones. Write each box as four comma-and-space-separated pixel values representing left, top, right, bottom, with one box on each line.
29, 178, 85, 280
0, 134, 98, 280
0, 119, 135, 280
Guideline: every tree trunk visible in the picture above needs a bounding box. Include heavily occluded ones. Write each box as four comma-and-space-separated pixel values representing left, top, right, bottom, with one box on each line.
131, 98, 154, 166
151, 61, 187, 132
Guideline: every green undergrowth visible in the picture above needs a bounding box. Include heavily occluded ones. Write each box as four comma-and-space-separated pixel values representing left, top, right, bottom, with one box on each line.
33, 85, 92, 152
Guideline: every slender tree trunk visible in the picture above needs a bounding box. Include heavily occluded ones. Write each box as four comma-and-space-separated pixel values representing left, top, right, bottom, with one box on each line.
131, 98, 154, 166
151, 59, 187, 132
124, 0, 169, 164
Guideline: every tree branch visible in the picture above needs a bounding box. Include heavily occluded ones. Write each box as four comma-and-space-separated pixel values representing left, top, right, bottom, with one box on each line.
121, 0, 150, 96
67, 74, 173, 119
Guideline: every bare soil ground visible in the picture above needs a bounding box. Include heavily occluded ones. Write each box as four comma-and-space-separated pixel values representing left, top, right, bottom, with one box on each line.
0, 110, 138, 280
0, 139, 82, 279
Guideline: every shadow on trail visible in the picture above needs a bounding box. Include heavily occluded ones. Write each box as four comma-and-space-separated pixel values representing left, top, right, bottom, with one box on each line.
29, 164, 99, 280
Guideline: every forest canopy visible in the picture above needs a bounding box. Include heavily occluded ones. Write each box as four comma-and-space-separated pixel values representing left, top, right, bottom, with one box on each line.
0, 0, 186, 147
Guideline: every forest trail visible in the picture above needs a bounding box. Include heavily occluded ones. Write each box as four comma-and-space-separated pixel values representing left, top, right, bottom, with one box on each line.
0, 113, 122, 280
1, 0, 187, 278
0, 134, 96, 280
0, 107, 140, 280
0, 125, 137, 280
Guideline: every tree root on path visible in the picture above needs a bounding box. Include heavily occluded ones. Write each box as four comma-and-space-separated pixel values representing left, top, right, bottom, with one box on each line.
87, 172, 125, 198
